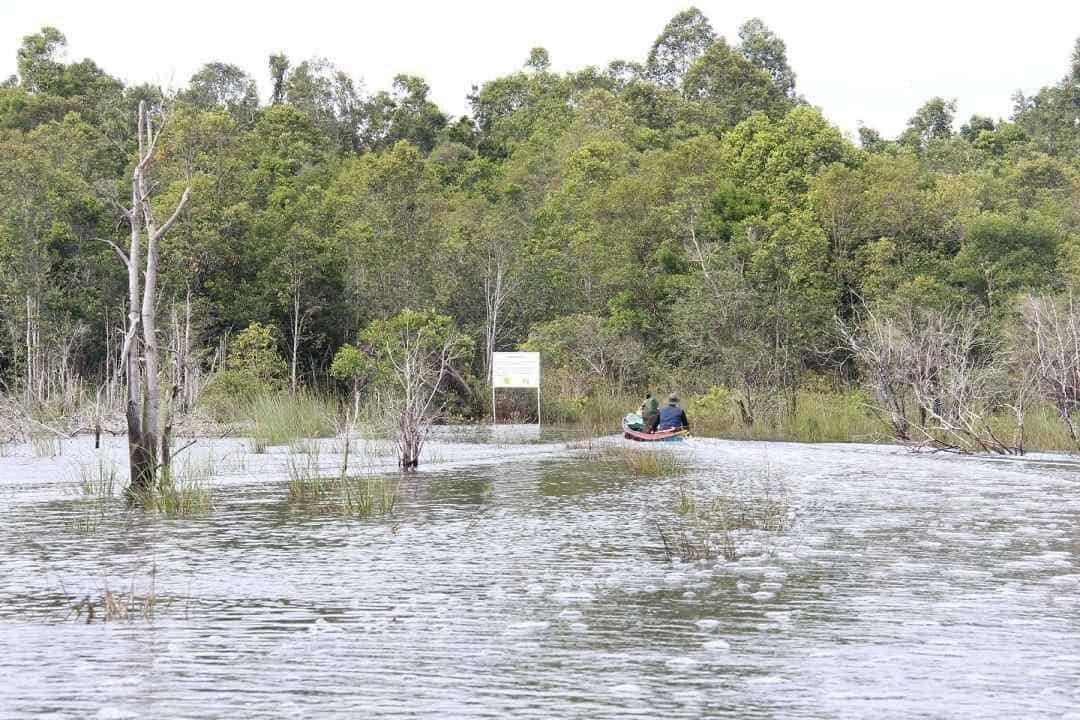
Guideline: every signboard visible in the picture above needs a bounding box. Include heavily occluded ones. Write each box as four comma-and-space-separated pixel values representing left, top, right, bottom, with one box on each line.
492, 352, 541, 388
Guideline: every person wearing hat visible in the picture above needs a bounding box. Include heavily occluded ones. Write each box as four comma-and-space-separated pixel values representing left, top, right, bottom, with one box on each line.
657, 393, 690, 431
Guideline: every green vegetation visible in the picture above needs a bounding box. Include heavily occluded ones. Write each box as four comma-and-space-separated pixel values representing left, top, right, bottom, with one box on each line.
129, 460, 215, 517
3, 15, 1080, 455
67, 457, 121, 534
286, 448, 398, 518
202, 323, 292, 419
246, 392, 337, 452
659, 469, 792, 561
67, 454, 212, 525
75, 456, 121, 499
571, 440, 688, 477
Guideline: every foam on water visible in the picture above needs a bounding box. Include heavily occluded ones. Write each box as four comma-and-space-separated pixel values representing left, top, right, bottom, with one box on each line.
1, 432, 1079, 718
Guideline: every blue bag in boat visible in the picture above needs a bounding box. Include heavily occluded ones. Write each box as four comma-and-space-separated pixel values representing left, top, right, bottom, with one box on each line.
623, 413, 644, 431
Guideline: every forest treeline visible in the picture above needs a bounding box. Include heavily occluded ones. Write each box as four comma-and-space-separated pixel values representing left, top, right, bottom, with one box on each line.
2, 9, 1080, 436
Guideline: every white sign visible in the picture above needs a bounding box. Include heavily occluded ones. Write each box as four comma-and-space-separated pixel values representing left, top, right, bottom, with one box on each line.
492, 352, 540, 388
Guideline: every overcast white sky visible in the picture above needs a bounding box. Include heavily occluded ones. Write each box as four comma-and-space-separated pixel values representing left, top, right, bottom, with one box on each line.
2, 0, 1078, 139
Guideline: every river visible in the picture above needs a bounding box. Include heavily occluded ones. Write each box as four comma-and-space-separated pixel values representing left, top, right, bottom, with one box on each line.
1, 430, 1078, 718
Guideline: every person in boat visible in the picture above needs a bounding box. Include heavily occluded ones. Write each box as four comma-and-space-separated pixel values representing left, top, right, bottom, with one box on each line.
657, 393, 690, 431
640, 392, 660, 433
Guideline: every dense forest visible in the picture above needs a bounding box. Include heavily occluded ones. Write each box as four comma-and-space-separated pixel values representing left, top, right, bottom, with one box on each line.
3, 9, 1080, 446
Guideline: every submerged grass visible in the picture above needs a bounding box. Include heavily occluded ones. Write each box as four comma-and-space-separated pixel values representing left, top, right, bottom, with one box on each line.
569, 438, 687, 478
562, 385, 1080, 454
75, 457, 122, 499
134, 464, 215, 517
67, 457, 122, 534
69, 569, 160, 624
70, 454, 214, 520
30, 430, 61, 457
557, 388, 886, 445
658, 467, 793, 562
339, 476, 399, 517
287, 447, 398, 518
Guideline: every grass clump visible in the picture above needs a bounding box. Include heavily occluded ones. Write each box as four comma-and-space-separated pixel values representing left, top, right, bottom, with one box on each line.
75, 457, 122, 499
340, 476, 399, 517
287, 449, 398, 518
71, 451, 214, 520
130, 457, 216, 518
658, 468, 792, 562
614, 447, 686, 477
136, 470, 214, 517
30, 429, 61, 457
571, 439, 687, 478
247, 392, 337, 452
69, 569, 159, 624
67, 457, 123, 534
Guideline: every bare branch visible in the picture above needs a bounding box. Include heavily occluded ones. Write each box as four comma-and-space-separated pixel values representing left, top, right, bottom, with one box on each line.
109, 197, 134, 221
152, 187, 191, 241
100, 238, 130, 270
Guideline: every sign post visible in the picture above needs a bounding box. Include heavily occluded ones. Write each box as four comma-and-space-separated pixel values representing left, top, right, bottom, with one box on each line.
491, 351, 541, 427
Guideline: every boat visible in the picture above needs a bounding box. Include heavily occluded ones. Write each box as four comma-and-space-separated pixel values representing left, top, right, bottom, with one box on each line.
622, 413, 690, 442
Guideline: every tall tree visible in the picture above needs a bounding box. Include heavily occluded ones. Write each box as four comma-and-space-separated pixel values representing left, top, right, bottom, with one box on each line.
737, 18, 797, 97
269, 53, 289, 105
900, 97, 956, 150
682, 38, 789, 129
363, 74, 447, 153
182, 62, 259, 124
645, 7, 716, 89
16, 27, 66, 94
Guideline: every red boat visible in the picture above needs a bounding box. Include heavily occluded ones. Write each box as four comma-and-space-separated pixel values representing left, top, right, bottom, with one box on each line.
622, 422, 690, 442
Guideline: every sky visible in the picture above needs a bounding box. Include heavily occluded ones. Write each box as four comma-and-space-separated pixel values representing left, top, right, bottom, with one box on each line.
1, 0, 1078, 139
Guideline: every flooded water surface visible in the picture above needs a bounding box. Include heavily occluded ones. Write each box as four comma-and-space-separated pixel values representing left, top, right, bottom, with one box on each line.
1, 430, 1079, 718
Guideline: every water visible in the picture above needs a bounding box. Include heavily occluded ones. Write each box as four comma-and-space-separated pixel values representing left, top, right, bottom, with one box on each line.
2, 430, 1079, 718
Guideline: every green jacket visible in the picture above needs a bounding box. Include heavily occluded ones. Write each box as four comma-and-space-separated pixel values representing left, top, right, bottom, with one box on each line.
641, 396, 659, 415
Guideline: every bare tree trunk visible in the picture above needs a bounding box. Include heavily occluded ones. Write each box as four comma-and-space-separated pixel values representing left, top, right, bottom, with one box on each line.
291, 285, 300, 394
114, 100, 191, 496
25, 294, 33, 405
183, 288, 193, 411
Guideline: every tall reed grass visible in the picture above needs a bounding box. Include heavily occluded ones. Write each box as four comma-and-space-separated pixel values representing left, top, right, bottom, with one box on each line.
67, 457, 122, 534
134, 462, 215, 517
247, 392, 337, 452
30, 430, 61, 457
76, 457, 121, 499
286, 446, 398, 518
72, 455, 214, 518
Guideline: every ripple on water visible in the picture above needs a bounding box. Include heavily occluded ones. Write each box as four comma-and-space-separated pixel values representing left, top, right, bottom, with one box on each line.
1, 435, 1079, 718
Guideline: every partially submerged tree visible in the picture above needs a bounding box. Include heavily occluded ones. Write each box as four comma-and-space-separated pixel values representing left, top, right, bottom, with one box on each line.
1016, 294, 1080, 446
361, 309, 471, 469
111, 100, 191, 494
838, 305, 1022, 454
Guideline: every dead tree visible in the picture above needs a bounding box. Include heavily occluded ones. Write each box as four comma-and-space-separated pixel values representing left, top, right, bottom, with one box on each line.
1017, 294, 1080, 445
838, 305, 1022, 454
364, 310, 471, 470
109, 101, 191, 494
